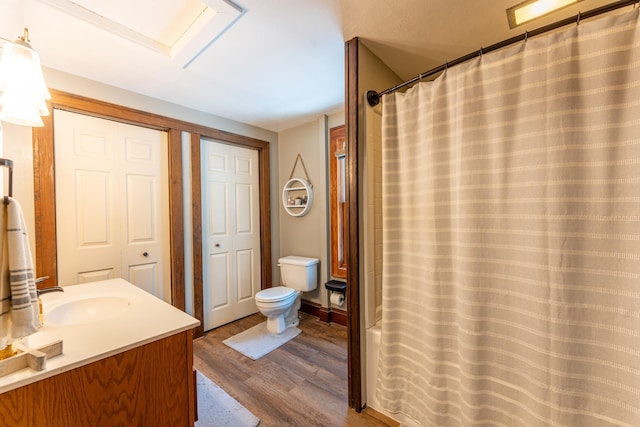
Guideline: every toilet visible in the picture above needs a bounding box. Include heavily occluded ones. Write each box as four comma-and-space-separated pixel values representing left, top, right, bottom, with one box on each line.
255, 256, 319, 334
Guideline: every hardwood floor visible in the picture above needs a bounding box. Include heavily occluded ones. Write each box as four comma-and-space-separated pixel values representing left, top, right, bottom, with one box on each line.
193, 312, 395, 427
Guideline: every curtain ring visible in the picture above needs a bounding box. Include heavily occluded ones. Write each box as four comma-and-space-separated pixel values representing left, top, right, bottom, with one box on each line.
479, 47, 484, 57
576, 11, 581, 25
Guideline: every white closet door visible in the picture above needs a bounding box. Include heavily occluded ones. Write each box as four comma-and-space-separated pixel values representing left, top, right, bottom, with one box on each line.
54, 110, 170, 301
202, 139, 261, 330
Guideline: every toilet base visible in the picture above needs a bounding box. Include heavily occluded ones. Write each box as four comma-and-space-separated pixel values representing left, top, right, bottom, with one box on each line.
265, 293, 301, 334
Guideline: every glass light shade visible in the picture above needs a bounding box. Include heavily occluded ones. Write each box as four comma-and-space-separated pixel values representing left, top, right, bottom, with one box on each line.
507, 0, 581, 28
0, 42, 51, 127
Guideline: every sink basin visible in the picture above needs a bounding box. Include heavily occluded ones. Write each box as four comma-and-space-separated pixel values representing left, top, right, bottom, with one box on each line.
45, 296, 131, 325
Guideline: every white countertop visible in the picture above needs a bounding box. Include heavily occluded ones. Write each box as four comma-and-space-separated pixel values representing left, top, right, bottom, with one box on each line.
0, 278, 199, 394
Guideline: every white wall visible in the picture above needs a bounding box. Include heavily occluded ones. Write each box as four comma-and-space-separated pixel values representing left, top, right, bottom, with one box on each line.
356, 40, 402, 411
357, 41, 402, 328
277, 110, 343, 307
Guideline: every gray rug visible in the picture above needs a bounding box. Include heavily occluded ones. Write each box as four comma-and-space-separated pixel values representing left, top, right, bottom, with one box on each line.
196, 371, 260, 427
223, 321, 301, 360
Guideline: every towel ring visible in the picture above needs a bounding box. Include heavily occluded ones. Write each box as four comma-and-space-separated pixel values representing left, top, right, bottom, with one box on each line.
0, 158, 13, 205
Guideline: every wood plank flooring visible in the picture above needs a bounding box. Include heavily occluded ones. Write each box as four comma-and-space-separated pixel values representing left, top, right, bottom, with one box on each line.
193, 312, 395, 427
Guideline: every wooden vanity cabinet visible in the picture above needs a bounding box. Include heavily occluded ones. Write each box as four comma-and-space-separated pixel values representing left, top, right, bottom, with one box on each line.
0, 329, 196, 427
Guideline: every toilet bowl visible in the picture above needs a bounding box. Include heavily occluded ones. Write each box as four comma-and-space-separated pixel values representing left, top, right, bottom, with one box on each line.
255, 287, 301, 334
255, 256, 318, 334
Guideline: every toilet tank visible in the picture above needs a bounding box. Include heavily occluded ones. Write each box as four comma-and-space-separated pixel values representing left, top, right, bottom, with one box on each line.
279, 256, 319, 292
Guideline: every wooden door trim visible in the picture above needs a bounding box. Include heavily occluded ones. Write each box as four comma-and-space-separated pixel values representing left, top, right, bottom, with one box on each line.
32, 90, 272, 328
168, 128, 185, 309
33, 90, 186, 307
190, 134, 204, 337
345, 37, 362, 411
190, 135, 271, 338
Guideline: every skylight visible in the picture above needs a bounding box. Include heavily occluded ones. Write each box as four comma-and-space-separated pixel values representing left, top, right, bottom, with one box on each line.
36, 0, 245, 67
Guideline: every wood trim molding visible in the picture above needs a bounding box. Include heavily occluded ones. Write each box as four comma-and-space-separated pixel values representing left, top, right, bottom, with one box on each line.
258, 140, 273, 291
169, 128, 185, 310
300, 300, 347, 327
32, 109, 56, 287
329, 307, 347, 327
364, 407, 401, 427
300, 300, 347, 326
31, 90, 272, 334
190, 133, 204, 338
300, 300, 330, 323
345, 37, 362, 411
32, 90, 187, 301
189, 133, 272, 339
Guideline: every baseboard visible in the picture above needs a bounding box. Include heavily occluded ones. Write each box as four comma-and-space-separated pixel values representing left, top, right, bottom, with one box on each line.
300, 300, 347, 326
330, 308, 347, 326
363, 407, 400, 427
300, 300, 330, 322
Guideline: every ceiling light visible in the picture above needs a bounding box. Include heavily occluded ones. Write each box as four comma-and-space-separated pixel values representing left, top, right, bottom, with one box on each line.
507, 0, 582, 28
0, 28, 51, 127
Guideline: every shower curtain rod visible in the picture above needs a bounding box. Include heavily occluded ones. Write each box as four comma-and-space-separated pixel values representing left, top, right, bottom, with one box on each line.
366, 0, 639, 106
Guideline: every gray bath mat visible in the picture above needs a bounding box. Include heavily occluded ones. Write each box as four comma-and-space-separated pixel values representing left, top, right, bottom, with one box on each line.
195, 370, 260, 427
223, 321, 301, 360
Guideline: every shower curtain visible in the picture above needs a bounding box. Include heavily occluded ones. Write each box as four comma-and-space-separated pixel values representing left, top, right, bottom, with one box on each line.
378, 8, 640, 427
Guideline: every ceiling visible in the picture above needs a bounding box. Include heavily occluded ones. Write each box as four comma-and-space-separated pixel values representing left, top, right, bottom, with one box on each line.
0, 0, 628, 132
341, 0, 623, 84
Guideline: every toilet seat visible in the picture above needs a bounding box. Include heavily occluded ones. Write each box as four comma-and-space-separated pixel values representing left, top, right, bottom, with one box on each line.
255, 286, 297, 303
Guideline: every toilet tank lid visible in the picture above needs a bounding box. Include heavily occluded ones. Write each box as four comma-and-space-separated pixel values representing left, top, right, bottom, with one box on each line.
278, 256, 319, 266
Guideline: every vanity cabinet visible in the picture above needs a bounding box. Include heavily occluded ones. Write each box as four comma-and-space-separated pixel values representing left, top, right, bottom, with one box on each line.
0, 329, 196, 426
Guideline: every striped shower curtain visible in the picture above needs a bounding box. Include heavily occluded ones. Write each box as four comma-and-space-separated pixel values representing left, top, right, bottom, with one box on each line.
378, 8, 640, 427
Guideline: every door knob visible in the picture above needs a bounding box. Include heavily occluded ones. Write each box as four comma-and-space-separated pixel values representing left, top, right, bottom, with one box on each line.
214, 244, 220, 248
143, 252, 149, 257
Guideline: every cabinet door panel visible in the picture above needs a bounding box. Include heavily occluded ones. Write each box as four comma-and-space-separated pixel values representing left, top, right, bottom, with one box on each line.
0, 331, 194, 426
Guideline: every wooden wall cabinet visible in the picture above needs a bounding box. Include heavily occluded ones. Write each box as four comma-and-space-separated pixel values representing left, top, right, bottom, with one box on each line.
0, 330, 195, 427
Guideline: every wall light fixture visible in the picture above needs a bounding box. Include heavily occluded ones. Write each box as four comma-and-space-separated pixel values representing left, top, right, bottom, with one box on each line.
507, 0, 582, 28
0, 28, 51, 127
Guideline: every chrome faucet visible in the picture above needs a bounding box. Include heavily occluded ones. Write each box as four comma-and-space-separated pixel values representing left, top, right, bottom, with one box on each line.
36, 286, 64, 296
35, 276, 64, 296
37, 287, 64, 296
35, 276, 49, 285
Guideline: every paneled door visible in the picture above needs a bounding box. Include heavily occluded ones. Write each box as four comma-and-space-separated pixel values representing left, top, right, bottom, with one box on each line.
54, 110, 170, 301
202, 139, 261, 330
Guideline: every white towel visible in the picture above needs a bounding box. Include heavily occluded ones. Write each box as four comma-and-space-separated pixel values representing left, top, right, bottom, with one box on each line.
1, 197, 40, 339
